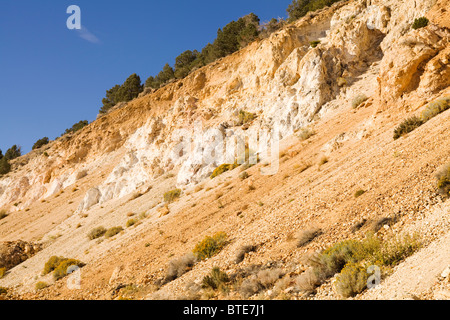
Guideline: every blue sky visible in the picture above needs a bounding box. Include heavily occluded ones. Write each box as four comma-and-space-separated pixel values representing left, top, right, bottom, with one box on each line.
0, 0, 292, 153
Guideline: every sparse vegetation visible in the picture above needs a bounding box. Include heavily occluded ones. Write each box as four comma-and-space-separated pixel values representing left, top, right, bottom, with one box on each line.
164, 188, 182, 203
88, 226, 107, 240
100, 73, 144, 114
436, 164, 450, 198
412, 17, 429, 30
193, 232, 228, 260
319, 156, 329, 166
309, 234, 421, 297
393, 116, 424, 140
352, 94, 368, 109
239, 268, 284, 298
105, 226, 124, 238
0, 267, 5, 279
239, 171, 250, 180
0, 287, 7, 295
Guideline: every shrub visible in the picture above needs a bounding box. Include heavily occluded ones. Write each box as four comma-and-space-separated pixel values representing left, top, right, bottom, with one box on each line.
412, 17, 429, 30
53, 259, 84, 280
0, 287, 7, 295
193, 232, 228, 260
298, 128, 316, 141
100, 74, 144, 114
0, 267, 5, 279
105, 226, 123, 238
0, 157, 11, 175
164, 189, 181, 203
354, 189, 366, 198
32, 137, 50, 150
43, 256, 67, 275
0, 210, 8, 220
352, 94, 368, 109
287, 0, 343, 22
235, 245, 257, 264
165, 253, 197, 282
239, 171, 250, 180
88, 226, 107, 240
310, 40, 321, 48
210, 163, 239, 179
4, 145, 21, 161
64, 120, 89, 135
35, 282, 49, 291
296, 228, 322, 247
436, 164, 450, 197
202, 267, 230, 290
319, 156, 329, 166
335, 262, 370, 298
421, 97, 450, 122
238, 110, 256, 126
126, 219, 137, 228
393, 116, 423, 140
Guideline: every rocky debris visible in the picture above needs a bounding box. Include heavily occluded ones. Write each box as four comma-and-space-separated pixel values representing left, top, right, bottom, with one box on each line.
0, 241, 41, 271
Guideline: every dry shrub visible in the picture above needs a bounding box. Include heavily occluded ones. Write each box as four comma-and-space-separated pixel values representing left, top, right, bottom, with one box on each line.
295, 268, 320, 295
88, 226, 107, 240
436, 163, 450, 198
393, 116, 423, 140
202, 267, 230, 291
105, 226, 123, 238
165, 253, 197, 282
296, 228, 322, 247
352, 94, 368, 109
298, 128, 316, 141
164, 189, 181, 203
193, 232, 228, 260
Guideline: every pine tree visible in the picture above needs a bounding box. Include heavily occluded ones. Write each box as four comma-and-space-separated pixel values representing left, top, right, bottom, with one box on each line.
0, 157, 10, 175
5, 145, 21, 161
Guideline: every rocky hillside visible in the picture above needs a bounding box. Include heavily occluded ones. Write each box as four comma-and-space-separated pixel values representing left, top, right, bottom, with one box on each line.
0, 0, 449, 300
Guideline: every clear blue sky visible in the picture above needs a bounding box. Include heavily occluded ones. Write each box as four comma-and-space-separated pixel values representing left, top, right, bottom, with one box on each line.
0, 0, 292, 153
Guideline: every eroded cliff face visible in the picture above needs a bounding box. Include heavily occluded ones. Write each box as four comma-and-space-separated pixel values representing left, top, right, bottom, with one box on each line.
1, 0, 448, 214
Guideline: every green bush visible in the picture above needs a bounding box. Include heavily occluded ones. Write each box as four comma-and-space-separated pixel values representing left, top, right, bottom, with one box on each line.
412, 17, 429, 30
421, 97, 450, 122
53, 259, 84, 280
105, 226, 124, 238
88, 226, 107, 240
436, 164, 450, 197
193, 232, 228, 260
393, 116, 424, 140
0, 157, 12, 175
211, 163, 239, 179
164, 188, 182, 203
